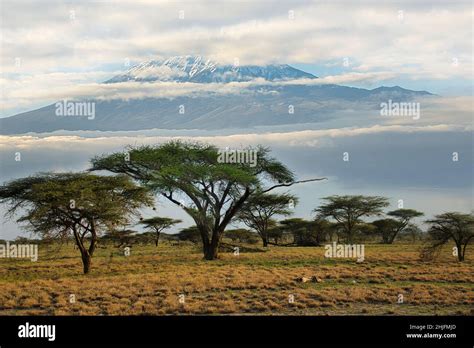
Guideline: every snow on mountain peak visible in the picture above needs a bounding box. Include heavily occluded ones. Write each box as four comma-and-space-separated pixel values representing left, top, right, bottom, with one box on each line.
106, 56, 317, 84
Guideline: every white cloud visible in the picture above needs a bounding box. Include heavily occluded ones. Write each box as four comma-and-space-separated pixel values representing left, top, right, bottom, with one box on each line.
2, 1, 471, 72
0, 70, 402, 112
1, 0, 472, 114
1, 123, 470, 152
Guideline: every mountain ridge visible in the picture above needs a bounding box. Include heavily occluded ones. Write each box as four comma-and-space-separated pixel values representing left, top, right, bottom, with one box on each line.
0, 57, 433, 134
105, 55, 318, 84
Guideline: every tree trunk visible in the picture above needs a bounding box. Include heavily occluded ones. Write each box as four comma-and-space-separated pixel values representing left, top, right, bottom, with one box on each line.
88, 236, 97, 257
203, 229, 222, 260
73, 221, 97, 275
80, 236, 96, 274
203, 241, 219, 260
259, 228, 269, 247
155, 232, 161, 247
72, 225, 91, 274
458, 242, 465, 262
88, 219, 97, 257
346, 223, 353, 244
81, 252, 92, 274
388, 228, 402, 244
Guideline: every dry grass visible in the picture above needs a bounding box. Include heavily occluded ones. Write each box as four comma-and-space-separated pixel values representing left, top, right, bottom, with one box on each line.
0, 242, 472, 315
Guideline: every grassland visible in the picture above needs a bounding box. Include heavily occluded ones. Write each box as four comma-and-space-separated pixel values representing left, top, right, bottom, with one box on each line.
0, 241, 472, 315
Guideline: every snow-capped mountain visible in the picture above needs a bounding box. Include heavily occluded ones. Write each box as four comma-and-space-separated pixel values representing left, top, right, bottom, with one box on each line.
0, 57, 433, 134
105, 55, 317, 83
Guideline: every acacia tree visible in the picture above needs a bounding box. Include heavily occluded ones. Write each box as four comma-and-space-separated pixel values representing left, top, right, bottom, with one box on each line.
224, 228, 259, 244
421, 212, 473, 262
314, 195, 389, 243
103, 229, 138, 248
279, 218, 331, 246
267, 224, 285, 245
401, 223, 424, 242
238, 193, 297, 247
139, 217, 182, 246
91, 141, 325, 260
177, 226, 202, 244
279, 218, 308, 237
0, 173, 152, 274
372, 218, 400, 244
384, 209, 424, 244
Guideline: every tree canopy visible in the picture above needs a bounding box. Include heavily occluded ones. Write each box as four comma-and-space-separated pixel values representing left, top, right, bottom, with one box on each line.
138, 216, 182, 246
91, 141, 324, 259
224, 228, 259, 244
382, 208, 424, 244
238, 192, 297, 246
0, 173, 153, 273
421, 212, 473, 262
314, 195, 389, 243
372, 218, 401, 244
278, 218, 333, 246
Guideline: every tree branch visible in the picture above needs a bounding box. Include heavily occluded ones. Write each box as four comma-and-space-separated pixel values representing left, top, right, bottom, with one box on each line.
260, 178, 327, 194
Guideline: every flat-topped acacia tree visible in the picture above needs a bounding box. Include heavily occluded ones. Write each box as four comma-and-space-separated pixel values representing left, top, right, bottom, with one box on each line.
139, 217, 182, 246
385, 209, 424, 243
238, 193, 298, 247
91, 141, 325, 260
315, 195, 389, 243
0, 173, 153, 274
